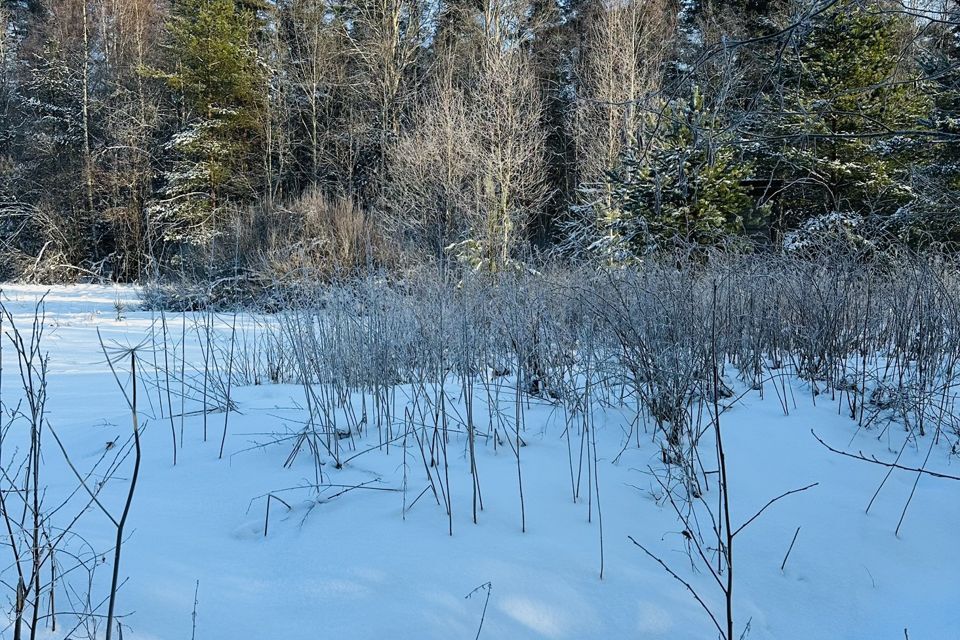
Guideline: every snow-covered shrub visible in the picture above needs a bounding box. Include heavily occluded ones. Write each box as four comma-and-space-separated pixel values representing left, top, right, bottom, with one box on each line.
782, 211, 875, 255
262, 191, 390, 282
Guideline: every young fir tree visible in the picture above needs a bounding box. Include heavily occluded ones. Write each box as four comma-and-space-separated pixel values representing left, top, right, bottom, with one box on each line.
895, 6, 960, 246
770, 0, 930, 227
153, 0, 265, 245
933, 9, 960, 194
598, 90, 757, 260
7, 11, 101, 268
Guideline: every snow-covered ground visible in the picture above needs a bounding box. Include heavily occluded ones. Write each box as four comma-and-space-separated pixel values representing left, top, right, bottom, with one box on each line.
0, 285, 957, 639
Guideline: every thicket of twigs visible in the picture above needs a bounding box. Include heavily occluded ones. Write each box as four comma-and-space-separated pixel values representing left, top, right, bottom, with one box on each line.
179, 244, 960, 462
3, 241, 959, 638
0, 299, 143, 640
192, 242, 959, 639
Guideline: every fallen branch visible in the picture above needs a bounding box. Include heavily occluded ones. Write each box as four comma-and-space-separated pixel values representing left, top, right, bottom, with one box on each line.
812, 430, 960, 481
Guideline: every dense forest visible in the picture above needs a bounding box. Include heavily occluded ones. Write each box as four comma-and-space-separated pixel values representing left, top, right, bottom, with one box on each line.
0, 0, 957, 282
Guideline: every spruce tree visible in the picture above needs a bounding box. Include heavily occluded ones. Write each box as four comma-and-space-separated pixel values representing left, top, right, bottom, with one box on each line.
899, 5, 960, 246
4, 6, 101, 270
769, 0, 930, 227
153, 0, 265, 245
599, 90, 757, 259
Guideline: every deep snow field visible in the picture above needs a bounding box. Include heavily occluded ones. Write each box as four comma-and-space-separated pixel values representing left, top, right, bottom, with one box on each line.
0, 284, 957, 639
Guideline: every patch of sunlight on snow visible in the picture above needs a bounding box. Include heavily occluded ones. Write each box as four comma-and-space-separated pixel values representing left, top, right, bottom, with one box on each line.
636, 601, 673, 633
307, 577, 371, 598
500, 597, 569, 638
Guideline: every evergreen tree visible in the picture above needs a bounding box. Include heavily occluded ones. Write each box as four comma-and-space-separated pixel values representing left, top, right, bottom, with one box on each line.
153, 0, 266, 245
896, 5, 960, 246
3, 0, 102, 270
768, 0, 930, 227
599, 90, 757, 259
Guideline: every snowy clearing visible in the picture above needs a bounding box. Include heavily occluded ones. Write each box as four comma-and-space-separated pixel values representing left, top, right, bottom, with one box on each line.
0, 284, 957, 640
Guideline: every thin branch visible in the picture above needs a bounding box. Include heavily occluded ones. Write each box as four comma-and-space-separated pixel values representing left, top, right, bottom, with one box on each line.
812, 430, 960, 481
